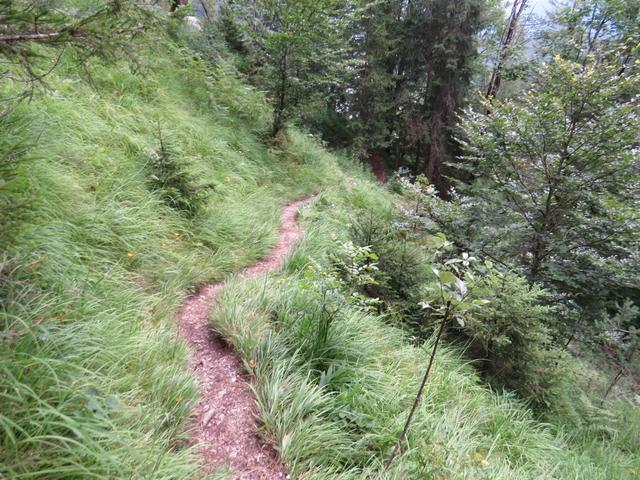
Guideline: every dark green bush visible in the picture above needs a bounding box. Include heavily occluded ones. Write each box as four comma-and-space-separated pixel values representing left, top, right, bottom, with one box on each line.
348, 212, 428, 302
219, 7, 250, 55
449, 264, 561, 403
147, 130, 210, 218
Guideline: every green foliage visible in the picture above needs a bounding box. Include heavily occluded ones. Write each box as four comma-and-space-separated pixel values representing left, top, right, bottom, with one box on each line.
283, 239, 387, 323
348, 209, 429, 303
219, 6, 249, 54
2, 2, 639, 477
0, 113, 31, 239
147, 129, 210, 217
275, 268, 342, 371
606, 301, 640, 371
469, 0, 532, 104
349, 1, 402, 154
589, 300, 640, 404
210, 179, 640, 478
0, 0, 158, 102
351, 0, 488, 192
456, 52, 640, 328
421, 238, 557, 404
452, 261, 559, 403
327, 242, 383, 310
168, 15, 230, 70
538, 0, 640, 67
228, 0, 351, 136
393, 177, 598, 405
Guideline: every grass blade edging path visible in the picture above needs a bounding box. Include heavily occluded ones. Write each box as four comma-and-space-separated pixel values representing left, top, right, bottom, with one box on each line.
177, 195, 316, 479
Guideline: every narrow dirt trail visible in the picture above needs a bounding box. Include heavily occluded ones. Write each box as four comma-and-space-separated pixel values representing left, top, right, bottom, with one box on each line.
177, 196, 314, 479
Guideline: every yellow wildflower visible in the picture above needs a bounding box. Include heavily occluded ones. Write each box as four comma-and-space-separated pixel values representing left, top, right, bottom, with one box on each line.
474, 452, 490, 467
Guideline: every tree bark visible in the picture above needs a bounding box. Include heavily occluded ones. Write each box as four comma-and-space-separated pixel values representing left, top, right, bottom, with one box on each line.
0, 31, 67, 42
485, 0, 527, 112
424, 82, 453, 198
600, 368, 624, 406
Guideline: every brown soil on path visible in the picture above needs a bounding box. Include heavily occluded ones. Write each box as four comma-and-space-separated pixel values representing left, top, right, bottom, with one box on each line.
177, 196, 315, 479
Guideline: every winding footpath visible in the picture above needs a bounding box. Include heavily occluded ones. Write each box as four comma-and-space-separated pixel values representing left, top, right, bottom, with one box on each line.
177, 196, 314, 479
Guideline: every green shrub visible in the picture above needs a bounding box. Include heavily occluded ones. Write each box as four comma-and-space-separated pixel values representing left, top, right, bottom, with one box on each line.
219, 7, 250, 55
212, 269, 640, 479
326, 242, 384, 312
439, 262, 561, 403
348, 211, 429, 302
147, 129, 211, 217
207, 170, 640, 479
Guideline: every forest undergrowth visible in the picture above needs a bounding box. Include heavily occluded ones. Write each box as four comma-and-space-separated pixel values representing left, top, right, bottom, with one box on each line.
212, 179, 640, 479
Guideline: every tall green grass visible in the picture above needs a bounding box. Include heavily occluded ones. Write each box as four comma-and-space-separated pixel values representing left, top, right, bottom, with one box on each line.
2, 22, 637, 480
210, 180, 640, 480
0, 35, 342, 477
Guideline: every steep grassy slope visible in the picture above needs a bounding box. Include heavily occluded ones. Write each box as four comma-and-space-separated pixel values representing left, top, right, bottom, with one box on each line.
212, 179, 640, 480
0, 38, 344, 478
1, 27, 638, 480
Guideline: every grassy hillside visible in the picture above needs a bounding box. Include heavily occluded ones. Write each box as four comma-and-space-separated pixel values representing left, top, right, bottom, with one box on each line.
1, 25, 638, 480
0, 36, 344, 478
212, 180, 640, 479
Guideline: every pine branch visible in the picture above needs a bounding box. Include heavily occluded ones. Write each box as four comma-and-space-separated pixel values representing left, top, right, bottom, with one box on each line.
0, 31, 66, 43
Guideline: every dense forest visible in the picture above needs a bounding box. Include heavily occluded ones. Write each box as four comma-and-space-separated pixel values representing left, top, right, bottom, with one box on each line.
1, 0, 639, 478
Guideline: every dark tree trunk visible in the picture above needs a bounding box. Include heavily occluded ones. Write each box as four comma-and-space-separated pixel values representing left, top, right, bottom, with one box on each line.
485, 0, 527, 112
272, 48, 289, 137
424, 85, 454, 198
425, 117, 448, 196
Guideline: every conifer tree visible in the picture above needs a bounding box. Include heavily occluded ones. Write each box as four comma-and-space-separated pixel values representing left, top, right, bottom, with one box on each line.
0, 0, 156, 101
351, 0, 401, 157
351, 0, 487, 195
